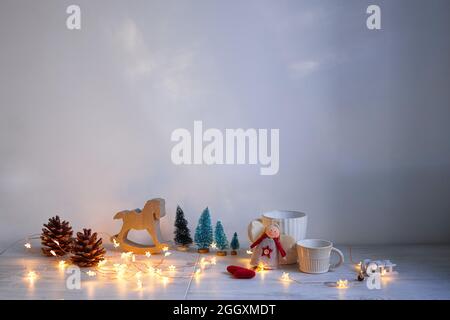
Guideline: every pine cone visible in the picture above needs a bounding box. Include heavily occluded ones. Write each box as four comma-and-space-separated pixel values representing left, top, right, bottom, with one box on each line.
41, 215, 73, 256
71, 229, 106, 267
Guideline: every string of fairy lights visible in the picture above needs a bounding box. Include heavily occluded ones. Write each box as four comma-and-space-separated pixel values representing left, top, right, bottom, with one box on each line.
1, 235, 395, 292
17, 234, 219, 290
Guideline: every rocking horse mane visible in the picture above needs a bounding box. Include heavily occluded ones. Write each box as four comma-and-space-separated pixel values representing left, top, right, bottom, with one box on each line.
113, 198, 166, 221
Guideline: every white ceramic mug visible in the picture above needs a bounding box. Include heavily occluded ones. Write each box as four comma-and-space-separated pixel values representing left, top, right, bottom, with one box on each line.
296, 239, 344, 274
248, 210, 307, 242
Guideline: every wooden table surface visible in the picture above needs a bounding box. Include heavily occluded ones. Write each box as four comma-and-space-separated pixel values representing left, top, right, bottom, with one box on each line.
0, 244, 449, 300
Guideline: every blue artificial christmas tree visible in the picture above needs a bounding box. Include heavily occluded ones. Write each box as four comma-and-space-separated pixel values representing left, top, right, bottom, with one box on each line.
194, 207, 213, 252
230, 232, 240, 255
214, 221, 229, 254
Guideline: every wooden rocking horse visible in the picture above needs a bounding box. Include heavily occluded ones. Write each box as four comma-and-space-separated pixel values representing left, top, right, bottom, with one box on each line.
111, 198, 166, 254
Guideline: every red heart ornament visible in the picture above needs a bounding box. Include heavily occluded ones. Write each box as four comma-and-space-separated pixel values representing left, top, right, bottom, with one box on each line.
227, 265, 245, 274
233, 268, 256, 279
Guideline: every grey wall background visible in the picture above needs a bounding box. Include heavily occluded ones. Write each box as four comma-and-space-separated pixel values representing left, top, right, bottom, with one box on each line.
1, 0, 449, 246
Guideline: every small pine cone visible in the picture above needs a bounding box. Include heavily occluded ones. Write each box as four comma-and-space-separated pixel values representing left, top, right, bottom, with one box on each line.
71, 229, 106, 267
41, 215, 73, 256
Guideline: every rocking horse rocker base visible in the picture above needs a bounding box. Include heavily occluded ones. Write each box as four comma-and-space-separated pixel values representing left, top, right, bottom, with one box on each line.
110, 234, 165, 255
112, 198, 167, 255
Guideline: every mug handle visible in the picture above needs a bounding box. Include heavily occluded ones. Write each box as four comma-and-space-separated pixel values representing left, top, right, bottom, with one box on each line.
329, 247, 344, 270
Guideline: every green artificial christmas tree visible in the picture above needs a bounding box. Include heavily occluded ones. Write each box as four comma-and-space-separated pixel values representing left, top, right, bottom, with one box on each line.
194, 207, 213, 253
173, 205, 193, 251
214, 220, 229, 256
230, 232, 240, 255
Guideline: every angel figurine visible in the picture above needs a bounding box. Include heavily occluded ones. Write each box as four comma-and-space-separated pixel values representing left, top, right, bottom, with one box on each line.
250, 223, 286, 269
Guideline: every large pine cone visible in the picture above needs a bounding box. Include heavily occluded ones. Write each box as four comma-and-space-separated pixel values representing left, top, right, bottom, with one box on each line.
41, 215, 73, 256
71, 229, 106, 267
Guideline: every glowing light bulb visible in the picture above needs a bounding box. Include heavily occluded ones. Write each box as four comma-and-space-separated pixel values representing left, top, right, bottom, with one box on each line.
117, 270, 125, 278
164, 252, 171, 257
281, 272, 290, 282
161, 276, 169, 285
168, 265, 176, 271
50, 250, 57, 256
58, 260, 67, 269
162, 246, 169, 252
27, 271, 37, 282
132, 254, 136, 262
86, 270, 96, 277
195, 269, 201, 277
210, 242, 217, 250
116, 264, 127, 278
98, 259, 107, 268
148, 266, 155, 274
136, 271, 142, 279
336, 279, 349, 289
121, 252, 133, 260
246, 250, 253, 255
257, 262, 266, 272
145, 251, 151, 258
137, 279, 143, 290
210, 257, 217, 265
24, 242, 31, 249
156, 268, 162, 275
113, 238, 120, 248
200, 257, 209, 269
